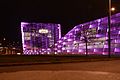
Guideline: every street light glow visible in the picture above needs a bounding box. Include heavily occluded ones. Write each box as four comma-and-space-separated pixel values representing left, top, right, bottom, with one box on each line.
111, 7, 115, 11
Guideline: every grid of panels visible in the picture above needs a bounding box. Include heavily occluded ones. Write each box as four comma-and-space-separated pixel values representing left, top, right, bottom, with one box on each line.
21, 22, 61, 55
55, 13, 120, 55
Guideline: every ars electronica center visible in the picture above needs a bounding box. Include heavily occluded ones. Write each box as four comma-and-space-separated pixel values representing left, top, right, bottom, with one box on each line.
21, 23, 61, 55
21, 12, 120, 55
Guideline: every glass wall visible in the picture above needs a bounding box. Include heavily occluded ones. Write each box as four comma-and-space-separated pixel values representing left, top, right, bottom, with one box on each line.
21, 22, 61, 55
56, 13, 120, 55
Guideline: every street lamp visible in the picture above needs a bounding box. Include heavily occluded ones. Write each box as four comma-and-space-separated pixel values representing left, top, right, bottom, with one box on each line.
108, 0, 112, 58
108, 0, 116, 58
111, 7, 115, 11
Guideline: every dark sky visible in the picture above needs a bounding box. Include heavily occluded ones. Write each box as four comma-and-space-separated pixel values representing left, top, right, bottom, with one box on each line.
0, 0, 120, 46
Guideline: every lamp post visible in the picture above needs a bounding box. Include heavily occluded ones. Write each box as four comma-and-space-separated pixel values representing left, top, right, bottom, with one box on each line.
108, 0, 111, 58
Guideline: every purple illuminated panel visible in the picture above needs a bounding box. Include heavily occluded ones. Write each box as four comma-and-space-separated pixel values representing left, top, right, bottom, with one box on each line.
55, 12, 120, 55
21, 22, 61, 55
21, 12, 120, 55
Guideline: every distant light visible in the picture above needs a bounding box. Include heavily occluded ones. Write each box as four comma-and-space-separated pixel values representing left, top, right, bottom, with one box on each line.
63, 37, 67, 39
41, 52, 44, 54
42, 49, 45, 51
3, 38, 6, 41
69, 33, 73, 35
47, 52, 50, 54
97, 19, 101, 22
63, 42, 66, 45
39, 29, 48, 34
47, 34, 52, 38
54, 48, 57, 50
118, 31, 120, 34
75, 28, 79, 31
79, 49, 82, 52
57, 50, 61, 52
111, 7, 115, 11
62, 47, 65, 50
89, 25, 93, 28
55, 52, 57, 54
58, 40, 62, 43
73, 41, 77, 44
68, 39, 72, 41
67, 50, 70, 52
94, 49, 97, 52
58, 45, 62, 48
102, 52, 107, 55
104, 45, 108, 48
47, 48, 50, 50
17, 53, 21, 55
13, 47, 16, 49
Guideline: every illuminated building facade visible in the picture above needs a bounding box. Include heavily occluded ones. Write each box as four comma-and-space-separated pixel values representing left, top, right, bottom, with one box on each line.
55, 13, 120, 55
21, 13, 120, 55
21, 22, 61, 55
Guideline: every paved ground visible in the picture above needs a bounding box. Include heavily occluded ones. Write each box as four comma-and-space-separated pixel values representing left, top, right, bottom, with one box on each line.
0, 60, 120, 80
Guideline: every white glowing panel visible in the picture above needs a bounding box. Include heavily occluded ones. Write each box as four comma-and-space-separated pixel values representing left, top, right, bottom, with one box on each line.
39, 29, 48, 34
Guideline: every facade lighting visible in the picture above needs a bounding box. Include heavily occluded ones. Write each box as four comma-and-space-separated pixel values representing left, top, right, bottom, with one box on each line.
39, 29, 48, 34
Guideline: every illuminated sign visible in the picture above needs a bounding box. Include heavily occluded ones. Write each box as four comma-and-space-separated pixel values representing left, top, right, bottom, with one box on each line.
39, 29, 48, 34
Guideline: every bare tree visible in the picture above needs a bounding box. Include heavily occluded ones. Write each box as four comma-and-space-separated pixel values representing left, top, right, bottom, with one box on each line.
76, 27, 97, 56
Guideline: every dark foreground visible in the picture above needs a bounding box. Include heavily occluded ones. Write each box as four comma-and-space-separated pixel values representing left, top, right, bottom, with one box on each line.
1, 60, 120, 80
0, 54, 120, 66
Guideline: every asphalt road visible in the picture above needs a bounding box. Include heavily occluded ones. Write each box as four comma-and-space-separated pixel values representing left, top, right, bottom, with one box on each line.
0, 60, 120, 80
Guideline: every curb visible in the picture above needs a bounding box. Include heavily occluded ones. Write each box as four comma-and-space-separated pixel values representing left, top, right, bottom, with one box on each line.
0, 58, 120, 66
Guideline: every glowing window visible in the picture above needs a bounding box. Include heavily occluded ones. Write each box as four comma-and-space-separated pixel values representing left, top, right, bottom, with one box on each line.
39, 29, 48, 34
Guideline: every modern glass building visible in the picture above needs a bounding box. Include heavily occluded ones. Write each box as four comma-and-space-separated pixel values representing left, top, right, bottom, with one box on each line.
55, 13, 120, 55
21, 22, 61, 55
21, 13, 120, 55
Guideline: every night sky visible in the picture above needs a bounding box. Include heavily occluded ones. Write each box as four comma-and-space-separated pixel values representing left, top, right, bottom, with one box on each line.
0, 0, 120, 46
